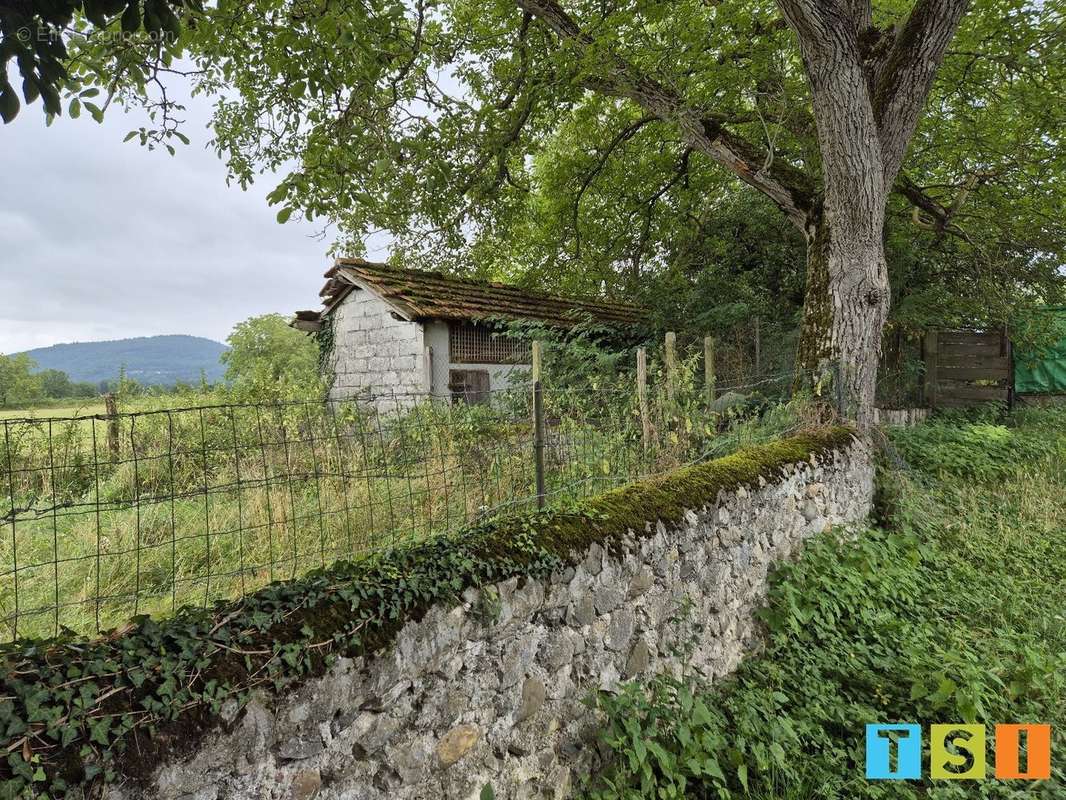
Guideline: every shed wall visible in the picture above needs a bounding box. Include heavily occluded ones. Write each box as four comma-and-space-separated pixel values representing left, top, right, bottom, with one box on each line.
329, 288, 426, 403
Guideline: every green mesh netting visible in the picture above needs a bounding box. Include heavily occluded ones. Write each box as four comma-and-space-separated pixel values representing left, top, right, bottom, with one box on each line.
1014, 307, 1066, 394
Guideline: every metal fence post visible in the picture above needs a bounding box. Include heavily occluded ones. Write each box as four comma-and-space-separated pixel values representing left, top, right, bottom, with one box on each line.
533, 380, 546, 509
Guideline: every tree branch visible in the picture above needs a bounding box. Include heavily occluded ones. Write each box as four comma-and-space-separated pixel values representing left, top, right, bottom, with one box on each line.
515, 0, 817, 229
872, 0, 971, 183
572, 115, 659, 258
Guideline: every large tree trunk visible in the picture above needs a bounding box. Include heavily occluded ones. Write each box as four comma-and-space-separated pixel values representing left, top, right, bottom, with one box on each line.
797, 214, 890, 427
517, 0, 969, 427
782, 3, 894, 428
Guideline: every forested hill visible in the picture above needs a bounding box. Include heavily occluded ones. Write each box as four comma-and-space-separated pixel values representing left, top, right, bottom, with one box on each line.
18, 336, 229, 387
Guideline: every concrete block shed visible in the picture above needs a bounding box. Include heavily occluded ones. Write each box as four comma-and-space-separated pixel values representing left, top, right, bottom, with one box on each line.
292, 259, 647, 404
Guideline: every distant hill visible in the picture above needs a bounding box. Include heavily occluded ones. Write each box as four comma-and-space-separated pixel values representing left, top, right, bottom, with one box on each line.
18, 335, 229, 387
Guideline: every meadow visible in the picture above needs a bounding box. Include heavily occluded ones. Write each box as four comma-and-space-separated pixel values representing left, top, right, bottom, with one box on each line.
1, 380, 806, 643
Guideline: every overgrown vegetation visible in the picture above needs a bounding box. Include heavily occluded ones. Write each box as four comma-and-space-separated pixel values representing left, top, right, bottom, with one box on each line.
0, 339, 820, 643
0, 428, 851, 799
586, 406, 1066, 799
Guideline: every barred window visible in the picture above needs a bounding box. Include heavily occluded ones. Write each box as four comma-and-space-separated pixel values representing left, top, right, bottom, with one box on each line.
448, 321, 530, 364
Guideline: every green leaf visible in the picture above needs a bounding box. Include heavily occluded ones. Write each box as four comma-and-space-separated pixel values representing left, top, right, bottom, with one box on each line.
276, 207, 294, 224
83, 101, 104, 124
121, 1, 141, 34
0, 83, 20, 124
22, 76, 39, 104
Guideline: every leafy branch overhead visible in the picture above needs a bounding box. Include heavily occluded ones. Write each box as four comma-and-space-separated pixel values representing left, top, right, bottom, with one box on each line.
2, 0, 1064, 419
0, 1, 195, 123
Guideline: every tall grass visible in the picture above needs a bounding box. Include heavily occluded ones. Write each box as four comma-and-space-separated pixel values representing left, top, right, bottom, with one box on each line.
1, 381, 811, 642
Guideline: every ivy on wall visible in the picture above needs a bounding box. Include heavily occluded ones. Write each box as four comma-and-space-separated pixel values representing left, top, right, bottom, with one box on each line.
311, 313, 337, 388
0, 428, 854, 799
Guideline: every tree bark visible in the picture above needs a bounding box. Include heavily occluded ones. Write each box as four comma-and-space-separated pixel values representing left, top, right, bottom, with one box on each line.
778, 0, 920, 428
797, 215, 890, 427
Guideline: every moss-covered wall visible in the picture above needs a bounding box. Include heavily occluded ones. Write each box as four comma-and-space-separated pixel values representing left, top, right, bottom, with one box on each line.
0, 428, 865, 800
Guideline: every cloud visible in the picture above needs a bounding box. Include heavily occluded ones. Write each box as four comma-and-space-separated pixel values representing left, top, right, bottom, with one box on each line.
0, 86, 334, 354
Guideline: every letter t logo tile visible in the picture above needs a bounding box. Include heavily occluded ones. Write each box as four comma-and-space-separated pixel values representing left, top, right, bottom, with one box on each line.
866, 724, 922, 780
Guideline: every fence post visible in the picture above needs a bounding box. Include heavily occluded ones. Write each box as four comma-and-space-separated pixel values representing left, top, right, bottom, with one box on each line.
104, 393, 119, 461
637, 347, 651, 452
533, 380, 546, 509
531, 340, 543, 384
665, 331, 677, 411
754, 316, 761, 380
923, 330, 939, 408
704, 336, 716, 407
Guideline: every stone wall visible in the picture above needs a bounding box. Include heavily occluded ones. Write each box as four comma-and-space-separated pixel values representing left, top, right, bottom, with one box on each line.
329, 287, 426, 403
110, 438, 873, 800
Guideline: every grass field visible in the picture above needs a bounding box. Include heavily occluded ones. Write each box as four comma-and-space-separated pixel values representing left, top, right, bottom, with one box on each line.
588, 405, 1066, 799
0, 401, 107, 420
2, 388, 803, 642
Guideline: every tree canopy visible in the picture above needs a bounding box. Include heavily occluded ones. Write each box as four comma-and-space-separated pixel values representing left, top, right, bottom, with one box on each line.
3, 0, 1064, 417
221, 313, 321, 398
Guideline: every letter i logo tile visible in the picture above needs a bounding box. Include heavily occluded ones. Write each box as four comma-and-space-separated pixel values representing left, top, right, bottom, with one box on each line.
866, 724, 922, 780
995, 724, 1052, 780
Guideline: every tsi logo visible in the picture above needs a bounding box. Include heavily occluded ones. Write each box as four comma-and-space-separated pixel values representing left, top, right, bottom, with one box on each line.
865, 724, 1052, 781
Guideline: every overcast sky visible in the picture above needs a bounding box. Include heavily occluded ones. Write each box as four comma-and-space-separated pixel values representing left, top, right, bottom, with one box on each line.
0, 87, 361, 354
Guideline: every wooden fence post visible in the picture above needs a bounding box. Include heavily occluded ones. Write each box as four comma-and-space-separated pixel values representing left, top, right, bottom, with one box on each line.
637, 347, 651, 452
531, 340, 543, 384
665, 331, 677, 410
704, 336, 716, 406
104, 393, 119, 461
533, 380, 546, 509
923, 330, 939, 408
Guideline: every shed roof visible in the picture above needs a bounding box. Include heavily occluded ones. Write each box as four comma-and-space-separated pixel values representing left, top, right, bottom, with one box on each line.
296, 259, 648, 330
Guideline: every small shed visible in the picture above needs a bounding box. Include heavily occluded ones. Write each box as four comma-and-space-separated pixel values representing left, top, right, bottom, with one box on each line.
293, 259, 647, 404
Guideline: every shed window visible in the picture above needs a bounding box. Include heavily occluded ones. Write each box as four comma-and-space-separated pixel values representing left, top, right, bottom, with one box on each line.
448, 321, 530, 364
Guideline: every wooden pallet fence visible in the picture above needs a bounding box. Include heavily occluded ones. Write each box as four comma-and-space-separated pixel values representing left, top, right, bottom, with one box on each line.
923, 329, 1013, 409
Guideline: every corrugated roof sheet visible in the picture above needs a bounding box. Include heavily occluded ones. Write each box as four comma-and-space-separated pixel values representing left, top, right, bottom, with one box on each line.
313, 258, 648, 329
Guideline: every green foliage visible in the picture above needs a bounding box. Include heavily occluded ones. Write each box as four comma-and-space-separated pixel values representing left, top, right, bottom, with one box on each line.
586, 407, 1066, 799
11, 1, 1063, 342
888, 406, 1066, 480
220, 314, 322, 400
0, 0, 199, 154
0, 355, 43, 407
0, 429, 850, 798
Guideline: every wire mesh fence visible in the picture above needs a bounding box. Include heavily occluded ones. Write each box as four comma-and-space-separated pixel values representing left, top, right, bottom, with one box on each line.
1, 368, 819, 643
